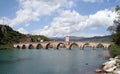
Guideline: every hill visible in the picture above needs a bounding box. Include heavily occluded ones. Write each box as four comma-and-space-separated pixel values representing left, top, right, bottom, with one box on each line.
0, 25, 26, 44
0, 24, 51, 45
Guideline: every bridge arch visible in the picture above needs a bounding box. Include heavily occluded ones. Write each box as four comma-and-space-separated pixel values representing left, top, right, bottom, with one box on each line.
28, 44, 34, 49
13, 42, 111, 50
82, 43, 94, 50
45, 43, 51, 49
96, 43, 105, 49
69, 43, 79, 50
16, 45, 20, 49
36, 44, 43, 49
82, 43, 89, 49
22, 45, 26, 49
104, 44, 112, 49
56, 42, 66, 49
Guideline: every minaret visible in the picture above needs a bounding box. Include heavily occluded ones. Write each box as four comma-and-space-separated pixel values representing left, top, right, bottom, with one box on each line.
65, 35, 70, 42
65, 35, 70, 46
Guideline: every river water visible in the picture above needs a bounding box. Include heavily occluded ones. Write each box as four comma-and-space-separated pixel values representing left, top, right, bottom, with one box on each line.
0, 47, 109, 74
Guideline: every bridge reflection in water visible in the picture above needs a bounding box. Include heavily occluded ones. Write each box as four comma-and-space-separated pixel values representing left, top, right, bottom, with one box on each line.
14, 41, 111, 50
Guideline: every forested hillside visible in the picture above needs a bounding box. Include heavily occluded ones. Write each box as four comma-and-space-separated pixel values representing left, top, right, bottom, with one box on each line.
0, 24, 51, 45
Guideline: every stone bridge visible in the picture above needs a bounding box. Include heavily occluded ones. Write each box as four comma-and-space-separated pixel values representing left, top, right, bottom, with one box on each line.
13, 41, 111, 50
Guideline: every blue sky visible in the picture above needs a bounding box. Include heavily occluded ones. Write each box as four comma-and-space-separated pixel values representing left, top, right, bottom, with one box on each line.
0, 0, 120, 37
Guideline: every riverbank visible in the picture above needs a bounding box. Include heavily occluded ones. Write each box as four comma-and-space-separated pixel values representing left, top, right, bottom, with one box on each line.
96, 56, 120, 74
96, 44, 120, 74
0, 44, 15, 50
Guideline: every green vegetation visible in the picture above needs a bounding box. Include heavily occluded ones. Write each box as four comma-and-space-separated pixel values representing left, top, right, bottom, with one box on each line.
0, 25, 26, 44
0, 44, 15, 50
108, 6, 120, 57
109, 45, 120, 57
0, 24, 51, 49
112, 6, 120, 45
108, 6, 120, 45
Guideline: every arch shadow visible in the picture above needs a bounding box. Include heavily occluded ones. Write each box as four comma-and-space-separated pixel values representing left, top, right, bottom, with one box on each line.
96, 43, 104, 49
22, 45, 26, 49
28, 44, 34, 49
16, 45, 20, 49
82, 43, 93, 50
36, 44, 43, 49
56, 43, 66, 49
45, 43, 51, 49
69, 43, 79, 50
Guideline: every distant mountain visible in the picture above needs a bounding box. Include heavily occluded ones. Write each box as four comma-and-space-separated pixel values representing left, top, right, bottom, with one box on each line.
50, 35, 112, 42
81, 35, 112, 42
50, 37, 65, 41
50, 36, 85, 41
69, 36, 85, 41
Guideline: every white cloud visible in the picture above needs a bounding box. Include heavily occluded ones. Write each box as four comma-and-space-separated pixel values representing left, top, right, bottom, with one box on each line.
0, 17, 11, 25
86, 9, 115, 27
33, 9, 115, 37
90, 27, 97, 30
0, 0, 116, 37
10, 0, 59, 26
82, 0, 110, 3
0, 18, 3, 24
2, 0, 74, 27
67, 1, 76, 8
17, 27, 28, 34
83, 0, 97, 3
33, 10, 87, 37
25, 23, 29, 27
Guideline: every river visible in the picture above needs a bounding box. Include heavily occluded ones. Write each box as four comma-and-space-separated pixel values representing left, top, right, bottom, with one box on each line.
0, 47, 109, 74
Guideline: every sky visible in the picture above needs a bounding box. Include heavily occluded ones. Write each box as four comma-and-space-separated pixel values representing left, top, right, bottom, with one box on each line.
0, 0, 120, 37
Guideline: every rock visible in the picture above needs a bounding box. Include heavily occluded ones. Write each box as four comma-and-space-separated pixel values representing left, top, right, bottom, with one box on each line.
103, 59, 117, 72
95, 69, 103, 73
99, 56, 120, 73
114, 71, 120, 74
116, 59, 120, 64
103, 60, 116, 67
115, 56, 119, 59
104, 66, 117, 72
109, 58, 114, 61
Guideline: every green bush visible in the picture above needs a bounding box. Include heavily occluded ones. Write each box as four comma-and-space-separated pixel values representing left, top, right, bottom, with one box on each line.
109, 44, 120, 57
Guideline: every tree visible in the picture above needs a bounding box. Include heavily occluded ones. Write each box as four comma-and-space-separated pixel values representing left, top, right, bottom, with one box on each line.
107, 25, 116, 34
112, 6, 120, 45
